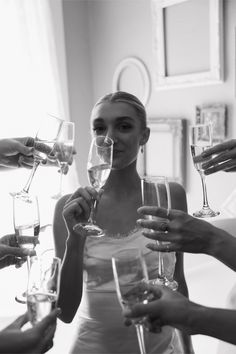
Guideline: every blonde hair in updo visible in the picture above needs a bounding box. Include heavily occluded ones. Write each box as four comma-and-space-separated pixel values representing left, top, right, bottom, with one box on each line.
93, 91, 147, 130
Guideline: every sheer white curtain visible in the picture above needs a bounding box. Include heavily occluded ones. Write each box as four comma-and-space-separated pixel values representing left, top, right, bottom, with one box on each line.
0, 0, 78, 318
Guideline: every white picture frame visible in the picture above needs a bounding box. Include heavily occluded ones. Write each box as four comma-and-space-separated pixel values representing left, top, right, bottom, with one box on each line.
112, 57, 151, 106
196, 103, 227, 143
143, 118, 186, 186
151, 0, 223, 90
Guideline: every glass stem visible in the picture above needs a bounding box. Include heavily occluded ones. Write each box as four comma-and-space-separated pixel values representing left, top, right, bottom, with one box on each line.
158, 249, 164, 278
58, 168, 63, 195
135, 324, 146, 354
88, 199, 96, 224
199, 173, 209, 209
23, 161, 40, 194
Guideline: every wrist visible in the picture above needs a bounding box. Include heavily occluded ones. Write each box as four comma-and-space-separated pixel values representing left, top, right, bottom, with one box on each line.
66, 230, 86, 248
208, 228, 232, 258
187, 302, 208, 335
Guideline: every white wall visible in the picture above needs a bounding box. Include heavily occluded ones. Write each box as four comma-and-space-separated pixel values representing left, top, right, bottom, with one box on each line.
63, 0, 236, 212
62, 0, 94, 185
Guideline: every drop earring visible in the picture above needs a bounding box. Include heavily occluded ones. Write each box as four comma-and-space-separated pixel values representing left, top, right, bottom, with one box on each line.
141, 145, 144, 153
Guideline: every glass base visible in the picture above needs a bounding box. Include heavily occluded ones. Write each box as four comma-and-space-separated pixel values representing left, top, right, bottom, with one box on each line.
149, 277, 165, 286
193, 207, 220, 218
164, 279, 178, 291
10, 190, 30, 201
81, 223, 105, 237
15, 291, 27, 304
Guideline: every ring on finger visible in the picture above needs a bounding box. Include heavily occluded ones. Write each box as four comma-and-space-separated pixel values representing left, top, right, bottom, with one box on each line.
160, 222, 169, 232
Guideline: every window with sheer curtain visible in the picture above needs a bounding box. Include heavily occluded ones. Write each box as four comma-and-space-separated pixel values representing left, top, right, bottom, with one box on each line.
0, 0, 78, 318
0, 0, 78, 230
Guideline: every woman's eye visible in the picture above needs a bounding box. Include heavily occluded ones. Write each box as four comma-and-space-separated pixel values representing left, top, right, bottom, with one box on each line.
118, 124, 132, 131
93, 126, 106, 134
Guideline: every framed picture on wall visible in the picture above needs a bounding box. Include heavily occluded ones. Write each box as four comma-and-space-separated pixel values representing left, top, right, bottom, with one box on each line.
143, 118, 187, 186
196, 104, 227, 143
151, 0, 223, 89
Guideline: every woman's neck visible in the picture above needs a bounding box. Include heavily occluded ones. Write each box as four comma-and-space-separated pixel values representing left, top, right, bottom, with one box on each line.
105, 162, 140, 195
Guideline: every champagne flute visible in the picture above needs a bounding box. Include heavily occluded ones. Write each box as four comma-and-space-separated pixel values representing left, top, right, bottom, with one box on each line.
141, 176, 178, 290
80, 135, 113, 237
190, 124, 220, 218
27, 254, 61, 326
13, 194, 40, 303
11, 114, 63, 199
52, 121, 75, 199
112, 248, 153, 354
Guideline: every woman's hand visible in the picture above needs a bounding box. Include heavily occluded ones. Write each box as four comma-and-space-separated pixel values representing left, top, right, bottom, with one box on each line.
137, 206, 221, 255
62, 186, 99, 234
0, 308, 60, 353
123, 284, 196, 335
198, 139, 236, 175
0, 137, 34, 168
0, 234, 36, 269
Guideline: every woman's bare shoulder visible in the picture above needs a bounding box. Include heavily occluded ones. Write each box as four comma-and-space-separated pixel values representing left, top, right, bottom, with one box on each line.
169, 182, 187, 212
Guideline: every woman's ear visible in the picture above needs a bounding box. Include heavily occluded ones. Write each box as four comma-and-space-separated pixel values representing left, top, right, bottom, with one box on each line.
140, 127, 150, 146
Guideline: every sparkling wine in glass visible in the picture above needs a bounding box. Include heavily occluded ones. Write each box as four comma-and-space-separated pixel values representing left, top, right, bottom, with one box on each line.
11, 114, 63, 199
190, 124, 220, 218
80, 135, 113, 237
141, 176, 178, 290
27, 254, 61, 326
13, 194, 40, 303
112, 248, 154, 354
52, 121, 75, 199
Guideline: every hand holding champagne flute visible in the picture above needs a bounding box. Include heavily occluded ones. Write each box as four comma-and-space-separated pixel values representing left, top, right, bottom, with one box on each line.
141, 176, 178, 290
190, 124, 219, 218
80, 135, 113, 237
11, 114, 63, 199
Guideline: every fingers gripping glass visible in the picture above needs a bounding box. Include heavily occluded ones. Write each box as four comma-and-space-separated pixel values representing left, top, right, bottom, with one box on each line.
112, 248, 153, 354
78, 136, 113, 237
141, 176, 178, 290
190, 124, 220, 218
11, 114, 64, 199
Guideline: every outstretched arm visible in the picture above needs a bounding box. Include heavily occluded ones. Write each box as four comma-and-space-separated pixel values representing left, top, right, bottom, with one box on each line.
124, 285, 236, 346
138, 207, 236, 272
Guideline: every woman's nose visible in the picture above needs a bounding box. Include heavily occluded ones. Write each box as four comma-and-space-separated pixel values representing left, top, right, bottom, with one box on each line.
106, 130, 117, 143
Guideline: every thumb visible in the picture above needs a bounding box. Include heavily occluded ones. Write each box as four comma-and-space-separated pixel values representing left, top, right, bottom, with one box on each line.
16, 143, 34, 156
4, 313, 28, 330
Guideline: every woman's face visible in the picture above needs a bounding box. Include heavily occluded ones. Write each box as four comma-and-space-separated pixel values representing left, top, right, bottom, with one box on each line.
91, 101, 148, 170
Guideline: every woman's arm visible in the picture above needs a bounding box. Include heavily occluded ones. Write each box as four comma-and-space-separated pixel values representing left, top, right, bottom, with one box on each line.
53, 188, 96, 323
169, 182, 194, 353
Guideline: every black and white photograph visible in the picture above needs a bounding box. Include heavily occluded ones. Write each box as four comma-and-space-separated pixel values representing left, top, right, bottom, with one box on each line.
0, 1, 236, 354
